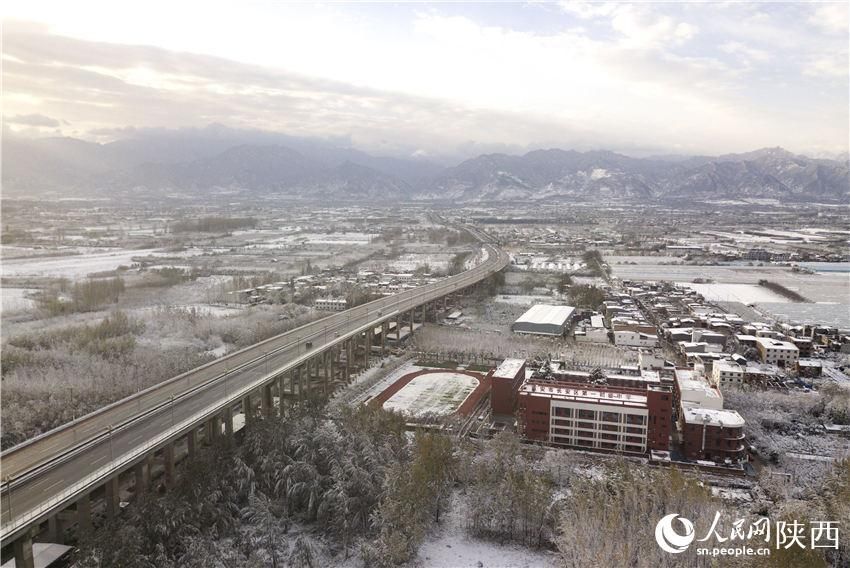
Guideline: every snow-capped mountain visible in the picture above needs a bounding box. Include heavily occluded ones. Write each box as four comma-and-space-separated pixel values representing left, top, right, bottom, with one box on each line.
4, 128, 847, 202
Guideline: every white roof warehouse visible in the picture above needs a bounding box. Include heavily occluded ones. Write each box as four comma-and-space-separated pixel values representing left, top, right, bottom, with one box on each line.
512, 304, 576, 336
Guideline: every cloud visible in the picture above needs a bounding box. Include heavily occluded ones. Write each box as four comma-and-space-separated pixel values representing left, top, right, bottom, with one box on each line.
558, 1, 617, 20
804, 55, 849, 78
1, 3, 847, 158
6, 113, 62, 127
720, 41, 771, 63
808, 3, 849, 34
608, 5, 699, 49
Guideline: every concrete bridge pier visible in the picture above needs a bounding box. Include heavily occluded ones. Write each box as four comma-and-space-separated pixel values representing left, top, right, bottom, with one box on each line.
277, 374, 287, 413
76, 493, 92, 535
187, 427, 197, 457
205, 415, 219, 442
345, 340, 352, 381
323, 351, 331, 395
241, 395, 253, 425
105, 475, 120, 519
163, 444, 175, 487
134, 461, 147, 495
224, 405, 234, 436
299, 364, 308, 399
12, 531, 34, 568
134, 455, 152, 494
262, 383, 274, 418
47, 514, 64, 545
381, 322, 387, 355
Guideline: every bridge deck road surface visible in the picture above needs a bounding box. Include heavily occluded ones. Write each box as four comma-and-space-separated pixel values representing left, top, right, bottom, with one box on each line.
0, 240, 508, 537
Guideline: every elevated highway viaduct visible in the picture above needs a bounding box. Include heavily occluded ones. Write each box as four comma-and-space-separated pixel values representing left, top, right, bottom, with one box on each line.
0, 228, 508, 567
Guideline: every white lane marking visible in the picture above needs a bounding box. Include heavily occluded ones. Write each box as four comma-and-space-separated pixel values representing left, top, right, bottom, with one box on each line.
29, 476, 52, 488
127, 434, 146, 445
42, 479, 64, 494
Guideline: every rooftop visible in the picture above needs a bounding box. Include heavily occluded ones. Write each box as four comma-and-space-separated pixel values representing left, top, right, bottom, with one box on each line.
494, 358, 526, 380
755, 337, 800, 351
682, 407, 745, 428
514, 304, 575, 327
714, 360, 743, 373
675, 369, 722, 402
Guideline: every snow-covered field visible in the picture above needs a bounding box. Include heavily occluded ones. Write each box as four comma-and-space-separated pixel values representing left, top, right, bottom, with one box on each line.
1, 288, 36, 314
383, 372, 479, 417
494, 294, 555, 306
354, 362, 425, 406
757, 302, 850, 329
415, 492, 560, 568
677, 282, 788, 304
611, 261, 848, 304
389, 253, 455, 272
131, 304, 246, 318
1, 248, 202, 279
247, 231, 378, 247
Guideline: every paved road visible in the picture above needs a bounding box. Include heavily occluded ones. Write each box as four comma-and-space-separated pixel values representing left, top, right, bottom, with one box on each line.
0, 236, 508, 540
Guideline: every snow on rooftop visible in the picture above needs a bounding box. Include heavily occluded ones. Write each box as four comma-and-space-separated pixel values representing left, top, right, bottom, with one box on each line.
494, 358, 525, 380
515, 304, 575, 326
755, 337, 799, 351
675, 369, 722, 400
683, 407, 744, 428
714, 360, 743, 372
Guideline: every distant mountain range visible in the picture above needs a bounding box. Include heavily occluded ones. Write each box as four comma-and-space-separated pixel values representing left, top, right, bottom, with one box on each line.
4, 125, 848, 202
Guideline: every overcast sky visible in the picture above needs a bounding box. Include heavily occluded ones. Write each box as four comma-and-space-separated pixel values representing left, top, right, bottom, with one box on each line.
3, 1, 848, 159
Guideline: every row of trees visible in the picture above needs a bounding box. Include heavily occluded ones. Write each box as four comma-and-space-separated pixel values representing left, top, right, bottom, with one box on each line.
36, 276, 126, 316
567, 283, 606, 309
582, 249, 611, 279
1, 304, 322, 449
76, 403, 457, 567
463, 433, 555, 547
71, 377, 850, 568
171, 217, 258, 233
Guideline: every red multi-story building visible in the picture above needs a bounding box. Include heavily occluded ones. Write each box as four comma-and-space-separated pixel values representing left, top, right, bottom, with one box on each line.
680, 407, 747, 463
517, 379, 672, 455
674, 368, 747, 463
490, 358, 526, 415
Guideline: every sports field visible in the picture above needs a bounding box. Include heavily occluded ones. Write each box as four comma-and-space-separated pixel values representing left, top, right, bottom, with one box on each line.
382, 371, 479, 417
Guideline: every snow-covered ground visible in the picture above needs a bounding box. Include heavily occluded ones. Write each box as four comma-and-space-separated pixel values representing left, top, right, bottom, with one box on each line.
130, 304, 245, 318
756, 302, 850, 329
1, 288, 36, 314
248, 231, 378, 247
611, 262, 848, 303
389, 253, 454, 272
494, 294, 555, 306
383, 372, 478, 417
1, 248, 203, 279
677, 282, 788, 304
414, 492, 560, 568
351, 361, 425, 406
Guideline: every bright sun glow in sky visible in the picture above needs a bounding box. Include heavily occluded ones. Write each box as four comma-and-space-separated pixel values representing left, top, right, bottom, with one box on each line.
3, 1, 848, 159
